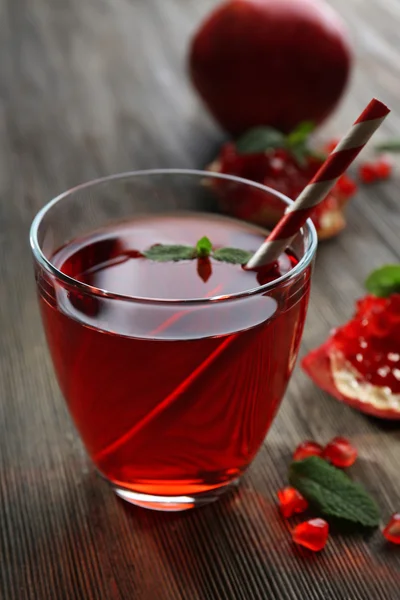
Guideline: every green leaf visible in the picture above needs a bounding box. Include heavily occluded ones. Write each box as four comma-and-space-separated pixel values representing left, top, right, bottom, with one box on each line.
235, 127, 285, 155
375, 139, 400, 153
290, 143, 308, 167
143, 244, 196, 262
286, 121, 315, 147
196, 236, 213, 258
144, 241, 254, 265
285, 121, 315, 166
365, 265, 400, 297
213, 247, 253, 265
289, 457, 380, 528
308, 149, 327, 161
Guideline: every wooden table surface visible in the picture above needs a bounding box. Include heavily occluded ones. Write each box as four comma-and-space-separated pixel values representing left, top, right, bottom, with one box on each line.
1, 0, 399, 598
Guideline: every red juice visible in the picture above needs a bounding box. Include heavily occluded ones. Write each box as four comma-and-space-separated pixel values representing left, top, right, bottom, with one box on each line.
37, 213, 312, 503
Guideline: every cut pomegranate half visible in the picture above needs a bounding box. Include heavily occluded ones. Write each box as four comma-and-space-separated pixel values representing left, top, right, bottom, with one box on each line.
302, 294, 400, 420
208, 136, 357, 241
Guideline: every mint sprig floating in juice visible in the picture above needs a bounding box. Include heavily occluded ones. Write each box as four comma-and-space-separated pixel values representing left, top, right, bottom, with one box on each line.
143, 237, 253, 265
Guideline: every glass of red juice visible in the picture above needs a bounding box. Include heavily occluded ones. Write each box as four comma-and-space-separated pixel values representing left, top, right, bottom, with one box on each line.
30, 170, 317, 511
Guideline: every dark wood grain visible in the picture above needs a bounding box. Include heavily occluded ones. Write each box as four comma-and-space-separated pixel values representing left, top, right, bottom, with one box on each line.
1, 0, 399, 598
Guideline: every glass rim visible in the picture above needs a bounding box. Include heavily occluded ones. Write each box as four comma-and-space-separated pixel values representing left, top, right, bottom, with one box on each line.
30, 169, 318, 305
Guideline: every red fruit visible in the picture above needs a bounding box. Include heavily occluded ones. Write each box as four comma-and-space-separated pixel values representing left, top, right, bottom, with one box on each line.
189, 0, 352, 135
359, 157, 393, 184
293, 440, 324, 461
334, 175, 358, 199
292, 518, 329, 551
311, 192, 347, 241
383, 513, 400, 544
323, 436, 358, 468
277, 487, 308, 518
374, 156, 393, 180
359, 162, 378, 184
210, 143, 357, 240
302, 294, 400, 420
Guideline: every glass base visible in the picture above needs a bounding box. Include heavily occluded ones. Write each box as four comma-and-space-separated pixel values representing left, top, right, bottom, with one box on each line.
111, 478, 240, 511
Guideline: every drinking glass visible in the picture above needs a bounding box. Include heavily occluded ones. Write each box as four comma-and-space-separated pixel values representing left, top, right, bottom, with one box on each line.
30, 170, 317, 511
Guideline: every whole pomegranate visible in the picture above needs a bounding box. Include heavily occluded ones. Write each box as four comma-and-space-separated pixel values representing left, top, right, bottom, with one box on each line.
189, 0, 352, 134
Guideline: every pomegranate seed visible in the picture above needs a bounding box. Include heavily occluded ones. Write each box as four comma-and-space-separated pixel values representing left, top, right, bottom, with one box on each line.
293, 440, 324, 461
335, 174, 358, 198
274, 148, 290, 160
68, 291, 99, 317
197, 257, 212, 283
292, 519, 329, 552
383, 513, 400, 544
277, 487, 308, 518
359, 163, 378, 184
269, 157, 285, 175
323, 437, 358, 468
220, 143, 237, 170
374, 156, 393, 179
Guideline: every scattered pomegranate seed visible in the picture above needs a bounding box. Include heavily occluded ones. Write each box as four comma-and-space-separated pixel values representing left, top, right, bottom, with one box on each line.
277, 487, 308, 518
359, 162, 378, 184
292, 518, 329, 552
323, 437, 358, 468
374, 156, 393, 179
358, 156, 393, 184
383, 513, 400, 544
293, 440, 324, 462
335, 174, 358, 198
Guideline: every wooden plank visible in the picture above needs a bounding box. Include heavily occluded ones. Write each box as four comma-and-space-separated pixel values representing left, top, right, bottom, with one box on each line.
0, 0, 399, 598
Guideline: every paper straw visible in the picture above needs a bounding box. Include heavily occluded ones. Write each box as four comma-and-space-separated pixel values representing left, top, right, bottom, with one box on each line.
246, 98, 390, 269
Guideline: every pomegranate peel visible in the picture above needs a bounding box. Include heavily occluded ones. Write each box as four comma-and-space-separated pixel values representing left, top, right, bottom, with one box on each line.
209, 126, 357, 241
302, 289, 400, 420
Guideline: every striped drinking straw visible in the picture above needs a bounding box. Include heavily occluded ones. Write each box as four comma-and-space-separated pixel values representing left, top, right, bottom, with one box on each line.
246, 98, 390, 270
95, 99, 390, 463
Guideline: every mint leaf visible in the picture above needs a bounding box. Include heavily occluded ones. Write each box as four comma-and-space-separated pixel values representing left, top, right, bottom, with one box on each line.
290, 144, 308, 167
196, 236, 212, 258
235, 122, 316, 167
286, 121, 315, 166
289, 457, 380, 528
375, 139, 400, 152
213, 247, 253, 265
308, 149, 327, 161
143, 244, 196, 262
286, 121, 315, 147
236, 127, 285, 155
365, 265, 400, 297
143, 241, 253, 265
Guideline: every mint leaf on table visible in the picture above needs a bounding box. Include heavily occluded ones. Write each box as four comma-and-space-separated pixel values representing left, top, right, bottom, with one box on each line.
213, 247, 253, 265
365, 265, 400, 297
196, 236, 213, 258
143, 244, 196, 262
236, 127, 286, 154
289, 456, 380, 528
375, 139, 400, 152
